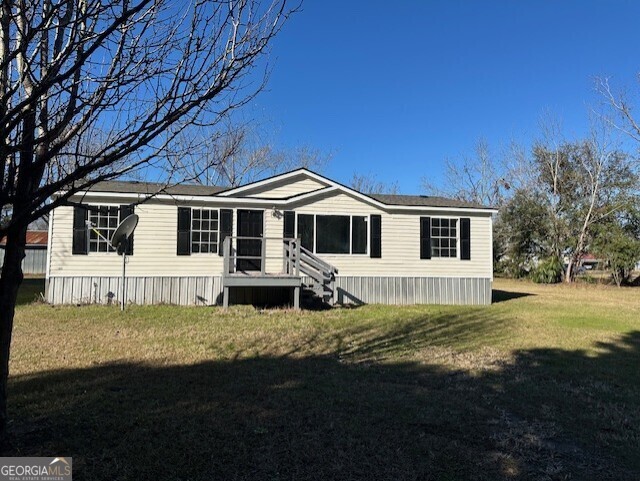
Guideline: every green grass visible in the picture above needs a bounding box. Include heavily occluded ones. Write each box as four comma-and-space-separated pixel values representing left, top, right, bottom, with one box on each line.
4, 279, 640, 480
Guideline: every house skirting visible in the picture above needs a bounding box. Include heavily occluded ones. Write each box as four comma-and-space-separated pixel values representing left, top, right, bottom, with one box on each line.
1, 247, 47, 275
45, 276, 492, 306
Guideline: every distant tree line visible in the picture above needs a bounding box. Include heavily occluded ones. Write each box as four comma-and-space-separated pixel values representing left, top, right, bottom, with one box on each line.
425, 106, 640, 286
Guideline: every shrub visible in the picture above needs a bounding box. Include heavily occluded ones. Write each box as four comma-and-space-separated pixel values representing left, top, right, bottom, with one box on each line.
530, 256, 563, 284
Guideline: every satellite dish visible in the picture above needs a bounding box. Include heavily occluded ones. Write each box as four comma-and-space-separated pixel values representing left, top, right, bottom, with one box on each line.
111, 214, 139, 252
111, 213, 139, 312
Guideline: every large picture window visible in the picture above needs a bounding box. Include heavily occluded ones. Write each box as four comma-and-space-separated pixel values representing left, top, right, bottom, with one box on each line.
191, 208, 219, 253
88, 206, 119, 252
316, 215, 350, 254
299, 214, 368, 255
431, 217, 457, 258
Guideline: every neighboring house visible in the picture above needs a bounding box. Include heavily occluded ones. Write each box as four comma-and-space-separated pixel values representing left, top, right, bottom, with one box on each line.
46, 169, 497, 306
1, 230, 48, 275
579, 253, 601, 271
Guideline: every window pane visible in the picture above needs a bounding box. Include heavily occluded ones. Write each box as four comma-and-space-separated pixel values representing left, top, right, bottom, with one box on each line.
88, 205, 118, 253
352, 216, 367, 254
190, 209, 219, 254
316, 215, 350, 254
428, 217, 458, 258
298, 214, 314, 251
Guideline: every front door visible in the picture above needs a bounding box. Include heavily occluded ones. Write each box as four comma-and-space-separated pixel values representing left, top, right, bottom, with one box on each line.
237, 209, 264, 271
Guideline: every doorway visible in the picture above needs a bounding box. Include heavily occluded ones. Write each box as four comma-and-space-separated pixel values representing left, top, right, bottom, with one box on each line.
236, 209, 264, 271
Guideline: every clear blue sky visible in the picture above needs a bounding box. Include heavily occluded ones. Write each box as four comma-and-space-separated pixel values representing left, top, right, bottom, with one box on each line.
250, 0, 640, 193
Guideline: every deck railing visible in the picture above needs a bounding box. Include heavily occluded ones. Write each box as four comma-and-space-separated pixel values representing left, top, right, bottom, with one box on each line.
222, 236, 338, 304
222, 236, 301, 276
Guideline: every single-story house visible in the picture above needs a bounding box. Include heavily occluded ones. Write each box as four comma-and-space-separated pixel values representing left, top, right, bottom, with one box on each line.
46, 169, 497, 306
1, 230, 48, 275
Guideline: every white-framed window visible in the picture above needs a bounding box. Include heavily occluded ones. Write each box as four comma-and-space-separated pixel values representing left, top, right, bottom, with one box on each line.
431, 217, 457, 258
191, 208, 219, 254
297, 213, 368, 255
88, 205, 119, 253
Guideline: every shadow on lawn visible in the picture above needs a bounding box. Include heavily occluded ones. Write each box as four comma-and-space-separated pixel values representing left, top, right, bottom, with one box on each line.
492, 289, 534, 303
5, 328, 640, 480
16, 278, 45, 306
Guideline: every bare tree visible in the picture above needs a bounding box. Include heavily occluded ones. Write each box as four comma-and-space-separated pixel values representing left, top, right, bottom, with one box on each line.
534, 117, 636, 282
350, 172, 399, 194
0, 0, 295, 441
597, 77, 640, 149
422, 138, 509, 207
170, 120, 331, 187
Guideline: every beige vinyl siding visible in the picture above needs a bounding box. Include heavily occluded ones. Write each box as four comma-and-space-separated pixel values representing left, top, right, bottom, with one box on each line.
288, 192, 493, 278
264, 210, 284, 273
49, 203, 225, 277
49, 190, 492, 280
242, 176, 327, 199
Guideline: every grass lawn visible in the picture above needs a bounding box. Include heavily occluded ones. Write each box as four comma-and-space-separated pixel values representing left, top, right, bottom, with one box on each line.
4, 279, 640, 480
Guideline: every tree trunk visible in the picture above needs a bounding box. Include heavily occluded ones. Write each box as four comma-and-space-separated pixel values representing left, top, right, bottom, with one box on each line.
0, 225, 27, 445
565, 257, 574, 283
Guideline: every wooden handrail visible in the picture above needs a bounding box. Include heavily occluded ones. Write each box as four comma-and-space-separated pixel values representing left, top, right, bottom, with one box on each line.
299, 244, 338, 274
224, 236, 338, 305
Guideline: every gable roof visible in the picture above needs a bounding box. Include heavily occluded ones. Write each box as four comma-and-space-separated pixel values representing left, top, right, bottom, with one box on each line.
216, 168, 493, 210
215, 168, 329, 197
77, 169, 496, 212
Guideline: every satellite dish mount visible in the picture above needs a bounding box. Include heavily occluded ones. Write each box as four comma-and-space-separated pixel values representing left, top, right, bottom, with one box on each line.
111, 213, 139, 311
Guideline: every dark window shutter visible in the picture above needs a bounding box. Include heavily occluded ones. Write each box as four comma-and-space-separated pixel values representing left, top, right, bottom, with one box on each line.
370, 214, 381, 258
118, 204, 135, 255
177, 207, 191, 255
72, 206, 88, 255
218, 208, 233, 256
283, 211, 295, 239
460, 217, 471, 260
420, 217, 431, 259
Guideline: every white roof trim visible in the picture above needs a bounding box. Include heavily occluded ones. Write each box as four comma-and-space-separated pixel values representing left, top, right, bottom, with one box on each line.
68, 188, 498, 214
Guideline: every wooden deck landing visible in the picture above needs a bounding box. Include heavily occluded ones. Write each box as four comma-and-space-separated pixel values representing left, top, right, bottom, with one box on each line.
222, 236, 337, 309
222, 272, 302, 309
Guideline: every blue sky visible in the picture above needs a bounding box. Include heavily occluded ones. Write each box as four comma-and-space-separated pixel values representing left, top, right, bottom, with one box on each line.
249, 0, 640, 193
